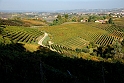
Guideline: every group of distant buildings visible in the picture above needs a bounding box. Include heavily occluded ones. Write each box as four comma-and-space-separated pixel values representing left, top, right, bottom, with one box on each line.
80, 19, 108, 24
94, 19, 108, 24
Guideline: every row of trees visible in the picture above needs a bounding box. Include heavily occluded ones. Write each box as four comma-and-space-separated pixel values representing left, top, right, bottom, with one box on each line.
51, 14, 114, 25
88, 15, 107, 22
51, 14, 87, 25
92, 40, 123, 59
51, 14, 69, 25
88, 15, 114, 24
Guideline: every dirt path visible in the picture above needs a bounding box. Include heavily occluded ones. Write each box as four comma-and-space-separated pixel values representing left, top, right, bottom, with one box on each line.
38, 32, 48, 46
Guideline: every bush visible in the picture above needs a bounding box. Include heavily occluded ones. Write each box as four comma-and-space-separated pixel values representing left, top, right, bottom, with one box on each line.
82, 48, 90, 53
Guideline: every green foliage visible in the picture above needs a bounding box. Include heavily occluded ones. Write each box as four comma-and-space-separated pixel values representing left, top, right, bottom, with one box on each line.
108, 18, 114, 24
93, 45, 116, 58
75, 48, 82, 52
121, 39, 124, 46
88, 15, 104, 22
0, 28, 3, 34
52, 15, 64, 25
57, 14, 62, 20
72, 17, 77, 22
82, 48, 90, 53
64, 14, 68, 19
88, 42, 96, 48
113, 40, 122, 53
52, 14, 69, 25
0, 25, 6, 34
103, 16, 106, 19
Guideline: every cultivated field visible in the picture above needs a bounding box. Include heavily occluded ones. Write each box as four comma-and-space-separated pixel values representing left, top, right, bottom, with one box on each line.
1, 19, 124, 53
39, 23, 114, 48
3, 26, 44, 44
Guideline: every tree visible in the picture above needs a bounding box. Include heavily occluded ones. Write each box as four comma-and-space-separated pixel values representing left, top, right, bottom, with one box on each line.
108, 18, 114, 24
113, 40, 122, 53
88, 42, 96, 48
64, 14, 69, 22
53, 19, 58, 25
0, 25, 6, 34
0, 27, 3, 34
57, 15, 62, 20
64, 14, 68, 19
121, 39, 124, 46
103, 16, 106, 19
88, 16, 92, 22
72, 17, 76, 22
109, 13, 112, 17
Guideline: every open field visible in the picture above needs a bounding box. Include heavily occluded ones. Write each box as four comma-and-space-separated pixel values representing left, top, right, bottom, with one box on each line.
23, 43, 40, 52
22, 19, 48, 26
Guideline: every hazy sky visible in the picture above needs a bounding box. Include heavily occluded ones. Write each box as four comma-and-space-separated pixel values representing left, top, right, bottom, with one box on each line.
0, 0, 124, 11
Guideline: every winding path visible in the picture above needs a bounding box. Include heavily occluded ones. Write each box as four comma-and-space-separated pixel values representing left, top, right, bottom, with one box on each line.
38, 32, 48, 46
38, 32, 56, 52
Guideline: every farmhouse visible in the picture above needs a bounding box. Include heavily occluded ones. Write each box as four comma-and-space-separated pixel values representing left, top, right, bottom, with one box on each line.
80, 19, 88, 22
95, 19, 108, 24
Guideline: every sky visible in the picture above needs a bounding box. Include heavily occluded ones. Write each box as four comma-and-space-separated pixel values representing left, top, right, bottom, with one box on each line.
0, 0, 124, 11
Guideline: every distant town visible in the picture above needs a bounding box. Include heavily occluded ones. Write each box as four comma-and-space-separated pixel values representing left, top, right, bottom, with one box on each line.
0, 8, 124, 23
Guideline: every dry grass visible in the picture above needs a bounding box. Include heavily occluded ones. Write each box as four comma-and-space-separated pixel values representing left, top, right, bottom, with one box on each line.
23, 43, 39, 52
22, 19, 47, 26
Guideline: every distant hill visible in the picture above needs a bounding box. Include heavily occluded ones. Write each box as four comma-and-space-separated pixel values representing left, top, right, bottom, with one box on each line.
0, 19, 48, 27
56, 8, 124, 13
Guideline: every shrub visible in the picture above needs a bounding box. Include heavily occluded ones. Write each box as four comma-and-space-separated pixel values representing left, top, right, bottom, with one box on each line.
82, 48, 90, 53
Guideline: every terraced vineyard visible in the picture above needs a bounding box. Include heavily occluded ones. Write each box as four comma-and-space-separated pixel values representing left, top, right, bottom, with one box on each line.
48, 44, 77, 58
91, 23, 124, 33
95, 35, 114, 46
80, 32, 102, 42
39, 23, 108, 48
109, 30, 124, 40
3, 26, 44, 43
58, 37, 89, 49
2, 22, 124, 54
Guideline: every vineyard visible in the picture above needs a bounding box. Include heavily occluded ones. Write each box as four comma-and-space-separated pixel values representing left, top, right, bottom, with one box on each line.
1, 22, 124, 55
48, 44, 77, 58
95, 35, 114, 46
109, 30, 124, 40
58, 37, 89, 49
3, 26, 44, 44
39, 23, 107, 44
91, 23, 124, 33
36, 22, 124, 55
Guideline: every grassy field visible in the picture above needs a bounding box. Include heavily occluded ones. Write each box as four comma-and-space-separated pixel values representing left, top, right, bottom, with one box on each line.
23, 43, 40, 52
